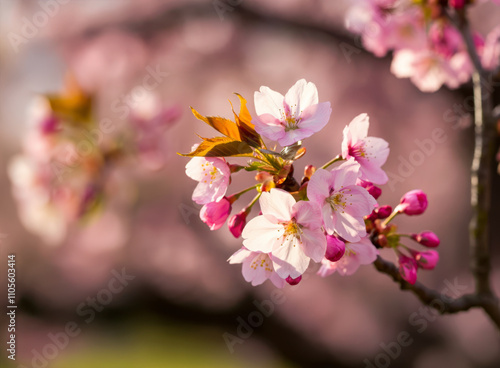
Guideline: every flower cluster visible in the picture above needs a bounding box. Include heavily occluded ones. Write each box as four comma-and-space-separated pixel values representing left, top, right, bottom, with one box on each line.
8, 76, 179, 244
345, 0, 500, 92
181, 79, 440, 287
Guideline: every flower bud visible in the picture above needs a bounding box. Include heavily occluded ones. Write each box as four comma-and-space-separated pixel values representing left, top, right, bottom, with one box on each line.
396, 190, 428, 215
411, 231, 440, 248
357, 179, 382, 199
325, 235, 345, 262
376, 234, 388, 248
199, 197, 231, 230
398, 254, 418, 285
410, 249, 439, 270
304, 165, 316, 179
228, 210, 248, 238
375, 205, 392, 219
286, 275, 302, 285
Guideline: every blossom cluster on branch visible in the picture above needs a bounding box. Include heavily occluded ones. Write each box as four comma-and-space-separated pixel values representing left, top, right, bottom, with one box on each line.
181, 79, 441, 287
345, 0, 500, 92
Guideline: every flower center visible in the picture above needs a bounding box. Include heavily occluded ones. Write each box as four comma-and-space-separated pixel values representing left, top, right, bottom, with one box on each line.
250, 254, 273, 272
326, 190, 353, 213
201, 162, 219, 185
277, 219, 303, 247
349, 143, 367, 159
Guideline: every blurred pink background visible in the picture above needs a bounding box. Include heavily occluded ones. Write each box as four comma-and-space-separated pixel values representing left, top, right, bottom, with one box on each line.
1, 1, 499, 367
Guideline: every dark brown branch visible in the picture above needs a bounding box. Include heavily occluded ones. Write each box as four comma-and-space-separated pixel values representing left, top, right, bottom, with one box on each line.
373, 257, 500, 328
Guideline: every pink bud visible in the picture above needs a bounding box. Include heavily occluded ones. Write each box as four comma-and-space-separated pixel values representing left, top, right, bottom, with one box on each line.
375, 205, 392, 219
304, 165, 316, 179
356, 179, 382, 200
449, 0, 466, 9
410, 250, 439, 270
228, 210, 248, 238
286, 275, 302, 285
199, 197, 231, 230
412, 231, 440, 248
398, 254, 418, 285
397, 190, 428, 215
40, 116, 59, 135
325, 235, 345, 262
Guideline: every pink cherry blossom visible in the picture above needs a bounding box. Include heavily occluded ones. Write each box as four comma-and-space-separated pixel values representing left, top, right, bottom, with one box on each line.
307, 158, 377, 242
342, 114, 390, 184
318, 237, 378, 277
241, 188, 326, 279
199, 197, 232, 230
253, 79, 332, 146
185, 156, 230, 204
228, 248, 285, 288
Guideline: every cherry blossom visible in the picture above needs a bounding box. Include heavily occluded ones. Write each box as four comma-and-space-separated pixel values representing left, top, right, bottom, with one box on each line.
241, 188, 326, 279
253, 79, 332, 146
341, 113, 390, 184
228, 248, 285, 288
318, 237, 378, 277
396, 189, 428, 215
307, 158, 377, 242
185, 156, 231, 204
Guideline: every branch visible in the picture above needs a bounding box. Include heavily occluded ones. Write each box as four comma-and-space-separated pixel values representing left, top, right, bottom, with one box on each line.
373, 257, 500, 328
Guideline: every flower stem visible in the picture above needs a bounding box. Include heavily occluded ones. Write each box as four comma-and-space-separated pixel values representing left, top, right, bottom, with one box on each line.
382, 211, 399, 227
320, 155, 343, 170
229, 184, 259, 201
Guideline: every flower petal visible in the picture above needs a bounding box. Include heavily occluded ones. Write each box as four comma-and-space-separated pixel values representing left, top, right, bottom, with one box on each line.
284, 79, 318, 115
307, 169, 332, 205
297, 102, 331, 133
259, 189, 295, 221
254, 86, 285, 119
348, 238, 379, 265
272, 236, 310, 278
242, 215, 282, 253
300, 228, 327, 263
292, 200, 323, 230
330, 158, 361, 189
228, 247, 252, 264
253, 114, 286, 142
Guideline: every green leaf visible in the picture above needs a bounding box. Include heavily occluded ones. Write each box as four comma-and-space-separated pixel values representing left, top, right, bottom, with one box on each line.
179, 136, 254, 157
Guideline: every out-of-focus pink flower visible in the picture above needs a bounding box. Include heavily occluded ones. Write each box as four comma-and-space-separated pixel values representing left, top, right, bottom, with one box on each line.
412, 231, 440, 247
307, 159, 377, 242
398, 254, 418, 284
228, 248, 285, 288
391, 24, 472, 92
482, 26, 500, 71
318, 237, 378, 277
391, 47, 472, 92
199, 197, 232, 230
410, 249, 440, 270
396, 189, 428, 215
253, 79, 332, 146
131, 94, 181, 170
325, 234, 346, 262
228, 209, 249, 238
185, 156, 230, 204
342, 114, 389, 184
242, 189, 326, 279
